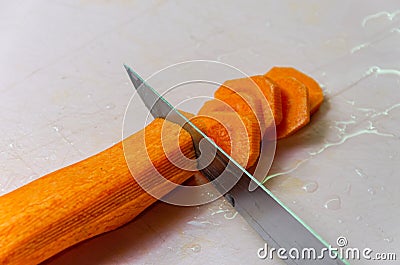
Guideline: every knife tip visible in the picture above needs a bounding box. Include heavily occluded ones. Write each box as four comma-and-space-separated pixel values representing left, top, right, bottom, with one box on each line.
123, 64, 143, 89
123, 63, 131, 72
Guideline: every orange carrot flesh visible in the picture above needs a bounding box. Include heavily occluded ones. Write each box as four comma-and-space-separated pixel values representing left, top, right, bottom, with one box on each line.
265, 67, 323, 114
273, 77, 310, 139
197, 93, 262, 167
214, 75, 282, 130
199, 92, 261, 132
192, 111, 260, 168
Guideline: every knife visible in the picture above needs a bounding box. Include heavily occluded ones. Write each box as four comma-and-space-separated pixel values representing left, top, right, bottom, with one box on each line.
124, 64, 348, 265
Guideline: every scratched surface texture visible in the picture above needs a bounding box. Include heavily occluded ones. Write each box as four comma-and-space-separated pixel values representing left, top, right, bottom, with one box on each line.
1, 1, 399, 264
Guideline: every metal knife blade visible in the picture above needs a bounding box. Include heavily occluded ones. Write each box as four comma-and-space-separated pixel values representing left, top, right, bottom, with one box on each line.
124, 64, 348, 265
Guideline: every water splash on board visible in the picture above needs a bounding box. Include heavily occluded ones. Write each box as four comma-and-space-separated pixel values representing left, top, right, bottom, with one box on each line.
366, 66, 400, 76
361, 10, 400, 27
265, 118, 394, 183
350, 42, 370, 54
309, 121, 393, 156
263, 64, 399, 209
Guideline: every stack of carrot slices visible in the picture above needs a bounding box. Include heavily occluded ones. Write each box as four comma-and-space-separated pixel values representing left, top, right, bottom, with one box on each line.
195, 67, 323, 168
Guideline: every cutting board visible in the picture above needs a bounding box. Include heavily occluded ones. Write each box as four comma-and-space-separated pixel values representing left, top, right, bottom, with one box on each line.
1, 1, 399, 264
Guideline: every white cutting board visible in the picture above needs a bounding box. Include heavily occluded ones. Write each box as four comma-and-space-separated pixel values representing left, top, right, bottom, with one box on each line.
1, 1, 399, 264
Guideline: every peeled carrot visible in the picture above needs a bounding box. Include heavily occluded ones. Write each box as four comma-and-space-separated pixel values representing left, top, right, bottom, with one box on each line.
273, 77, 310, 139
0, 118, 196, 265
192, 111, 260, 168
214, 75, 282, 131
265, 67, 323, 114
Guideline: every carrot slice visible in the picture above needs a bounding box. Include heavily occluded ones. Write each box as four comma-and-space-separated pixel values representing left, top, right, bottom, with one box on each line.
214, 75, 282, 132
198, 92, 261, 132
273, 77, 310, 139
192, 111, 260, 168
265, 67, 323, 114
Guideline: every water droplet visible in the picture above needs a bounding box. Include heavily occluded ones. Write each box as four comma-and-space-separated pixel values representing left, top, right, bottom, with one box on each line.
188, 244, 201, 253
356, 216, 362, 221
87, 93, 92, 99
319, 83, 327, 89
8, 141, 21, 150
367, 187, 376, 195
324, 196, 341, 210
355, 168, 368, 178
350, 42, 370, 54
338, 219, 343, 224
105, 103, 116, 110
52, 125, 63, 132
302, 181, 318, 193
383, 237, 393, 243
224, 211, 238, 220
206, 191, 215, 198
210, 209, 225, 216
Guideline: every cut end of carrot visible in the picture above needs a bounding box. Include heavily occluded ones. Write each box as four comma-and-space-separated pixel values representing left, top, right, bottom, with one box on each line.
265, 67, 323, 114
192, 111, 260, 168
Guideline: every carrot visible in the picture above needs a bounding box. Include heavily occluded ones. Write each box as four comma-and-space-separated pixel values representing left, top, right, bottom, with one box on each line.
273, 77, 310, 139
198, 92, 261, 132
265, 67, 323, 114
0, 118, 196, 265
192, 111, 260, 168
214, 75, 282, 132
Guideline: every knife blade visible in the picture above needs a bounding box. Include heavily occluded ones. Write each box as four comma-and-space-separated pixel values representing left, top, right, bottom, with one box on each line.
124, 64, 348, 265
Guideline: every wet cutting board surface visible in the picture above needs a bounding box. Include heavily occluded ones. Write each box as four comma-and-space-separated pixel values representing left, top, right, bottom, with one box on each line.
1, 1, 399, 264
